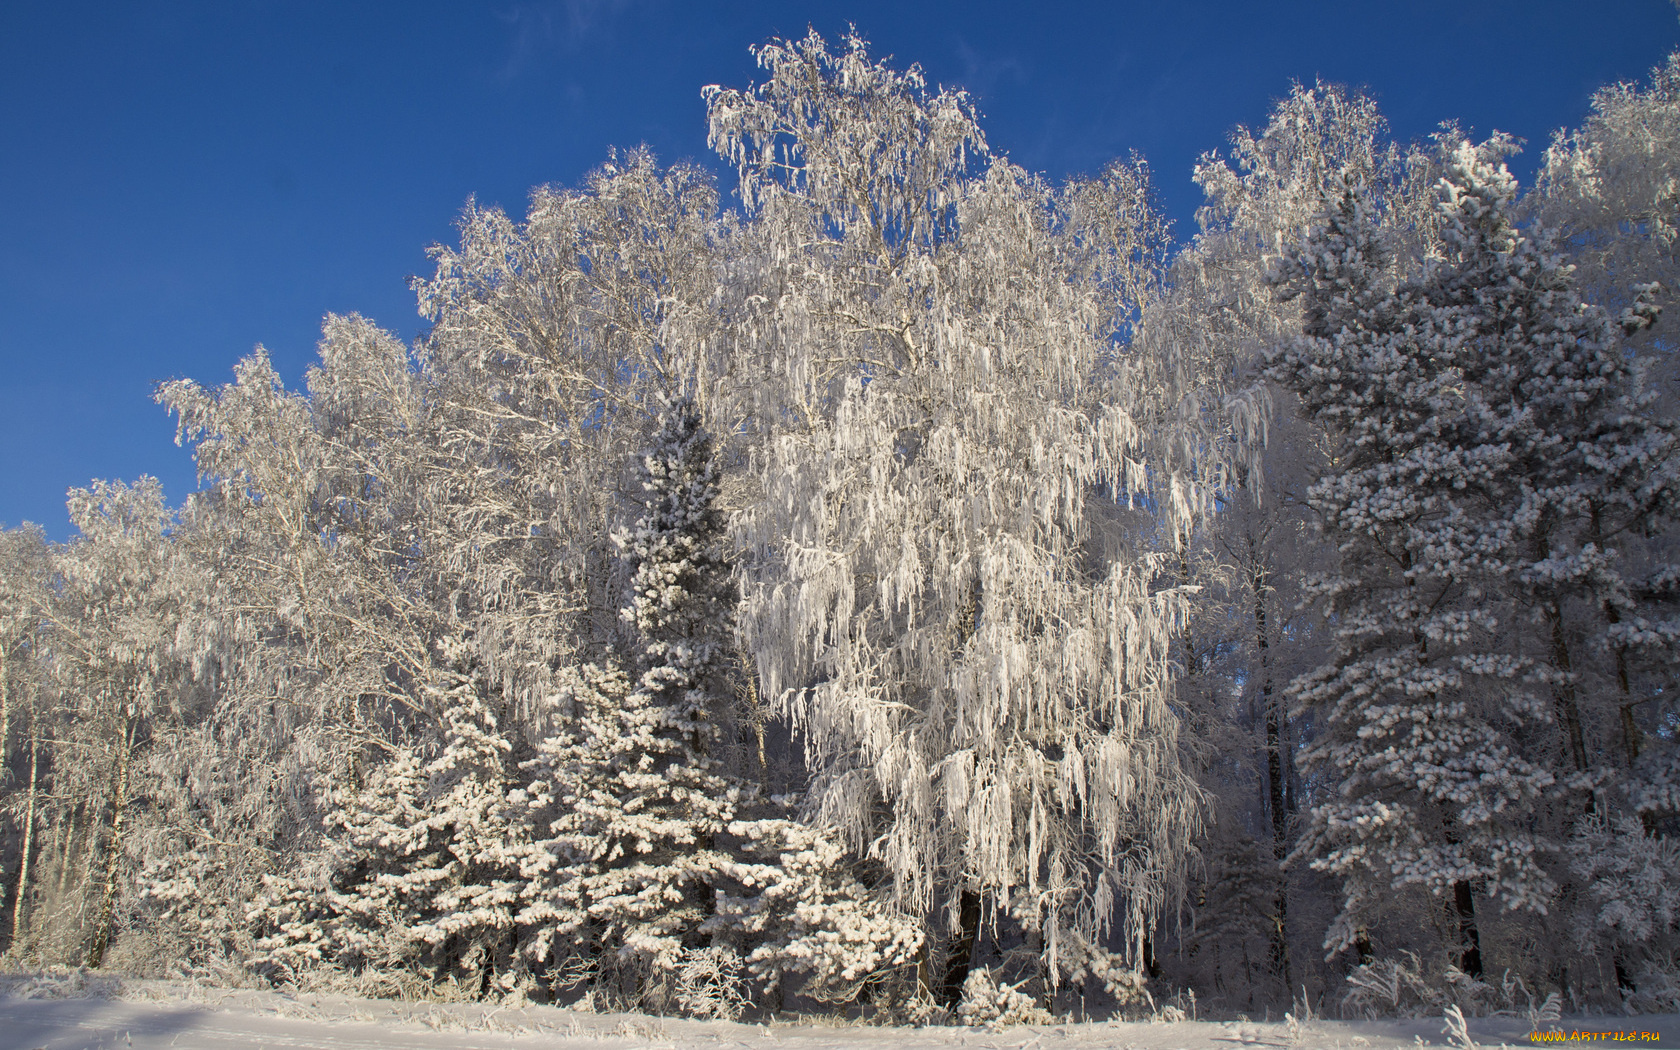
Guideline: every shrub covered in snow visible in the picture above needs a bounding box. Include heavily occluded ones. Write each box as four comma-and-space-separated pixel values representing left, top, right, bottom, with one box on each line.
955, 967, 1054, 1028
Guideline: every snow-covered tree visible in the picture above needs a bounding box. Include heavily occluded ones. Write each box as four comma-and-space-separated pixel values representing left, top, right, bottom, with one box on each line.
513, 397, 742, 1012
40, 478, 202, 968
1266, 153, 1562, 977
712, 28, 1209, 996
1453, 122, 1680, 994
1159, 82, 1438, 1001
155, 152, 737, 993
705, 813, 924, 1006
158, 330, 435, 795
414, 149, 727, 660
1249, 88, 1680, 1003
1570, 812, 1680, 953
1532, 50, 1680, 363
253, 635, 525, 997
1419, 142, 1679, 801
0, 525, 51, 953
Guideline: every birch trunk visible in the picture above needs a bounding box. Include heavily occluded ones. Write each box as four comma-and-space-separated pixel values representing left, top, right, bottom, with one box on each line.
937, 888, 982, 1009
8, 715, 39, 950
0, 647, 10, 782
85, 716, 134, 969
56, 806, 78, 902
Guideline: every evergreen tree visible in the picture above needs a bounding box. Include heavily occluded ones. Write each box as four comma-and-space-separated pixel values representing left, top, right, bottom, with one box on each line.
254, 636, 525, 997
705, 811, 925, 1008
1443, 135, 1680, 990
1266, 150, 1559, 976
514, 397, 740, 1012
1427, 142, 1677, 793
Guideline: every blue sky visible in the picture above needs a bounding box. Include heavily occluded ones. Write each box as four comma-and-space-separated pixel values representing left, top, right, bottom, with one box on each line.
4, 0, 1679, 538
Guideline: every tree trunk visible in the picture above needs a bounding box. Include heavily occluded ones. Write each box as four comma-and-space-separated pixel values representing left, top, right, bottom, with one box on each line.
86, 717, 134, 969
1452, 880, 1483, 979
1591, 510, 1654, 834
1546, 605, 1589, 776
1600, 596, 1647, 776
938, 888, 982, 1010
0, 646, 11, 783
50, 812, 70, 902
914, 935, 934, 1004
58, 805, 81, 902
1025, 923, 1050, 1006
9, 717, 40, 951
1591, 507, 1645, 774
79, 796, 103, 904
936, 578, 986, 1013
1178, 535, 1199, 682
1255, 553, 1292, 993
736, 642, 769, 785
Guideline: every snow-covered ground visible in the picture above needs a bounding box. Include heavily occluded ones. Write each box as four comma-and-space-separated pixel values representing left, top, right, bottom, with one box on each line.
2, 975, 1676, 1050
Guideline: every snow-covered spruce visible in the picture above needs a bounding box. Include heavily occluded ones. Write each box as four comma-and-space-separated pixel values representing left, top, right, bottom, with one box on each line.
252, 637, 525, 998
704, 813, 924, 1006
511, 397, 743, 1013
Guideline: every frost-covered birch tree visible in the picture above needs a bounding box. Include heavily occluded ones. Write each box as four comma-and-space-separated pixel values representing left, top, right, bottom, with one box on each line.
1531, 49, 1679, 362
158, 329, 436, 792
42, 478, 202, 968
414, 148, 728, 663
150, 151, 738, 989
0, 525, 50, 953
710, 29, 1208, 996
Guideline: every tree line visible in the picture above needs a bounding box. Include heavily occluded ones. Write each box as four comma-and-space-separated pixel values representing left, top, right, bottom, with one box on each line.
1, 28, 1678, 1021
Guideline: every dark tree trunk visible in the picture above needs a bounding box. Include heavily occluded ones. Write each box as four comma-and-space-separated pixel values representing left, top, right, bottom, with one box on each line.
1546, 605, 1590, 777
914, 934, 935, 1003
1142, 934, 1161, 980
1452, 880, 1483, 979
1254, 551, 1292, 993
938, 889, 983, 1010
1355, 928, 1374, 967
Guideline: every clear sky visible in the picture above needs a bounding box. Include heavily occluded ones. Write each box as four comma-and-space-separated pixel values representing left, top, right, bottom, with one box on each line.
4, 0, 1679, 539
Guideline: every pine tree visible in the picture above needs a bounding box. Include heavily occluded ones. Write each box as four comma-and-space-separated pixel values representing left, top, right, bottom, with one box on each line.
1440, 135, 1680, 991
1266, 154, 1559, 976
1425, 141, 1678, 794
